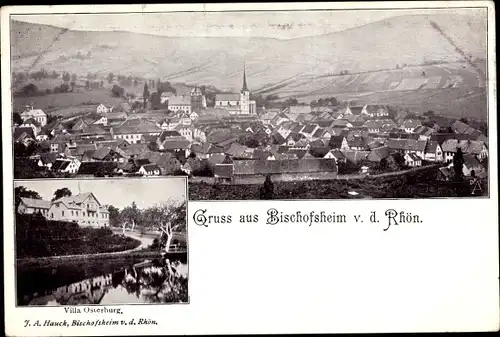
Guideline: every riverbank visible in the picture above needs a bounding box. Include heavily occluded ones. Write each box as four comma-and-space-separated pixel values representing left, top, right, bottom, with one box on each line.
16, 215, 142, 258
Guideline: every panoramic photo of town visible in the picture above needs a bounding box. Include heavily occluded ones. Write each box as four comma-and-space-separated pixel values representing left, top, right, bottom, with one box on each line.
10, 8, 489, 200
14, 178, 188, 306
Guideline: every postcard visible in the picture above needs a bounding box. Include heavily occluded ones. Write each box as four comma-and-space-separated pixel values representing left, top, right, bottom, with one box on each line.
2, 2, 498, 335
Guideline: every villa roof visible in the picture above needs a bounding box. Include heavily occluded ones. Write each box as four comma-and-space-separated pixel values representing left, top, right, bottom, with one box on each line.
20, 197, 51, 209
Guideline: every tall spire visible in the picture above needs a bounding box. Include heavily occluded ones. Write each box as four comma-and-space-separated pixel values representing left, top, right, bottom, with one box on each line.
242, 63, 248, 92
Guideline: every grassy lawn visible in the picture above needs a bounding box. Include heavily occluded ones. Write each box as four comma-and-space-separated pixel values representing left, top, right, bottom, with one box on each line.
13, 88, 125, 114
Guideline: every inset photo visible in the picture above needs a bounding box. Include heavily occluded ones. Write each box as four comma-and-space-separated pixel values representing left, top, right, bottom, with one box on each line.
14, 177, 188, 306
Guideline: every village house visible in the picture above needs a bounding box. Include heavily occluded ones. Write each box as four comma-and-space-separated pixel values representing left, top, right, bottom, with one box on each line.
367, 146, 390, 163
461, 154, 487, 178
300, 124, 320, 140
387, 138, 427, 159
17, 198, 51, 217
450, 120, 473, 134
347, 136, 367, 151
160, 91, 175, 104
189, 111, 199, 121
332, 119, 353, 129
441, 139, 461, 163
37, 152, 59, 169
112, 102, 132, 115
323, 149, 347, 163
329, 135, 350, 150
190, 142, 225, 160
364, 120, 383, 133
138, 163, 161, 176
361, 105, 389, 118
424, 141, 444, 162
92, 115, 108, 126
51, 157, 81, 174
13, 127, 36, 146
168, 96, 192, 114
20, 118, 42, 136
111, 118, 162, 144
20, 107, 47, 127
96, 103, 111, 114
190, 86, 207, 110
404, 153, 422, 167
311, 127, 332, 140
399, 119, 422, 133
18, 193, 109, 228
36, 130, 50, 142
158, 138, 191, 158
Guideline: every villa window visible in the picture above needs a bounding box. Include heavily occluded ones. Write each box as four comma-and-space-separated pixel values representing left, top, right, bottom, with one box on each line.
62, 211, 64, 216
71, 211, 74, 216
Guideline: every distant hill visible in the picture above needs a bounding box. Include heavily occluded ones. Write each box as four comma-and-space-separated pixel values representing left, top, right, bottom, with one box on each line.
10, 14, 487, 117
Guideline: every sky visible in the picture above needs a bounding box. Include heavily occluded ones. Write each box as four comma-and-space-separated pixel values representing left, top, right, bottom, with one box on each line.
14, 178, 187, 210
13, 8, 484, 39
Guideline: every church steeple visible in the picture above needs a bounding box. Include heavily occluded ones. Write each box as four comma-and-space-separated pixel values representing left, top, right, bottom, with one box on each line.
241, 64, 248, 92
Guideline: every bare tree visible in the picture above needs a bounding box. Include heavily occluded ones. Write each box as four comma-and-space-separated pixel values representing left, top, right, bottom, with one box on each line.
144, 200, 186, 253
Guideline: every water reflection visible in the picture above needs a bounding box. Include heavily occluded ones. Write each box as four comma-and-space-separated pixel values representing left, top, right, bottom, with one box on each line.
21, 259, 188, 306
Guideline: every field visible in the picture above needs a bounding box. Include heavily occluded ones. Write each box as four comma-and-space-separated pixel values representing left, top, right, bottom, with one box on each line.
13, 87, 126, 115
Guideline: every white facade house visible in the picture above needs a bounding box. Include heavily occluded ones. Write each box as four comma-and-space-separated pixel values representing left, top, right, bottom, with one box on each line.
167, 96, 191, 114
20, 107, 47, 127
18, 193, 109, 228
96, 104, 111, 114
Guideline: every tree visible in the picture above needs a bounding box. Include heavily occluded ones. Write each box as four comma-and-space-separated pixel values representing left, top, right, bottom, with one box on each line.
13, 112, 23, 126
149, 92, 162, 110
120, 201, 141, 233
145, 201, 187, 253
157, 79, 162, 95
62, 72, 71, 82
52, 187, 72, 201
70, 81, 76, 92
112, 84, 124, 97
107, 72, 114, 84
108, 205, 120, 227
22, 83, 38, 96
143, 83, 149, 108
71, 73, 77, 82
259, 175, 274, 200
459, 117, 469, 124
453, 147, 464, 181
15, 186, 42, 211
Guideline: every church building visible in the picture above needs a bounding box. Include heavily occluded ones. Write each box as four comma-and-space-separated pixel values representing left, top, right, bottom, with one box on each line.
215, 66, 256, 115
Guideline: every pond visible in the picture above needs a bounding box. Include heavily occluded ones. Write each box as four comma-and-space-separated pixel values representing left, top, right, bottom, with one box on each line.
17, 256, 188, 306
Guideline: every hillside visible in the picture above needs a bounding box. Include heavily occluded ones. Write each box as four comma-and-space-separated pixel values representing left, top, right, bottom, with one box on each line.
10, 13, 488, 117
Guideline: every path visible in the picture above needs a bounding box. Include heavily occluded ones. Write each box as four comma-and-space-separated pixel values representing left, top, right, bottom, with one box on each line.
118, 230, 156, 251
